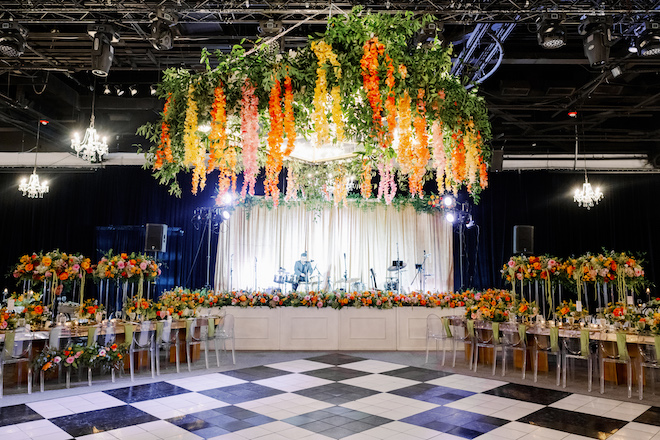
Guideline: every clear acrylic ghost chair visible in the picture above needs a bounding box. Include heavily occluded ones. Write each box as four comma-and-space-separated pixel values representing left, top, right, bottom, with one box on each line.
533, 331, 561, 386
155, 319, 180, 375
185, 319, 210, 371
562, 331, 593, 392
213, 314, 236, 365
89, 322, 117, 385
449, 316, 473, 369
40, 325, 73, 392
425, 315, 453, 365
500, 322, 527, 379
473, 321, 500, 376
637, 343, 660, 400
599, 332, 632, 398
129, 321, 155, 381
1, 327, 35, 397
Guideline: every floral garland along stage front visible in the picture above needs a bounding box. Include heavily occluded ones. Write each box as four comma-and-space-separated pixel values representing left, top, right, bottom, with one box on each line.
138, 8, 492, 204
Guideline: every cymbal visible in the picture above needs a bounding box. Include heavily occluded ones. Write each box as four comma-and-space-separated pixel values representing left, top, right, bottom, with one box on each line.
387, 263, 407, 271
335, 278, 360, 284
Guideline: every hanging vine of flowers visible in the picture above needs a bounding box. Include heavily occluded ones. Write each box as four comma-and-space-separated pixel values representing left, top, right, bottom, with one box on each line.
137, 8, 492, 205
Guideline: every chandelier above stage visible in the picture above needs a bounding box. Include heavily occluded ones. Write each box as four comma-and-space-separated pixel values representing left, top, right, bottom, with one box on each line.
71, 86, 108, 163
574, 174, 603, 210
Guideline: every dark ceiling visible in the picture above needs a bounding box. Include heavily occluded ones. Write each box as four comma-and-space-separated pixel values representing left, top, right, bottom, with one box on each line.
1, 0, 660, 169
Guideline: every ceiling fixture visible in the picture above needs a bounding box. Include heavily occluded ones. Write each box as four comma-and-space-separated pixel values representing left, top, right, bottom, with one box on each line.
88, 24, 120, 77
115, 85, 125, 96
571, 114, 603, 209
71, 87, 108, 163
578, 16, 612, 67
259, 19, 285, 56
536, 13, 566, 49
19, 120, 49, 198
151, 9, 177, 51
413, 20, 445, 49
150, 84, 157, 96
129, 85, 138, 96
103, 84, 111, 95
0, 21, 28, 57
636, 21, 660, 56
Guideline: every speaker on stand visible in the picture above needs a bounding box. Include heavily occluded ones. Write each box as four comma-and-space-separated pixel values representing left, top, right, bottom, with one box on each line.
145, 223, 167, 299
513, 225, 534, 255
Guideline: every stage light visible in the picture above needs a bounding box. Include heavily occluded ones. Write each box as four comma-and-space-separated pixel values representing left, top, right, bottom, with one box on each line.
536, 13, 566, 49
222, 210, 231, 220
115, 85, 125, 96
466, 214, 475, 229
636, 21, 660, 57
0, 22, 28, 58
88, 24, 119, 77
443, 195, 454, 207
150, 84, 157, 96
151, 20, 174, 51
129, 85, 138, 96
412, 20, 444, 49
445, 212, 456, 223
259, 19, 285, 56
221, 193, 233, 205
578, 17, 612, 67
103, 84, 111, 95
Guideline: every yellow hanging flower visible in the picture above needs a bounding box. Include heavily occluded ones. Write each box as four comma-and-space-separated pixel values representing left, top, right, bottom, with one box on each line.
183, 84, 199, 167
311, 40, 342, 146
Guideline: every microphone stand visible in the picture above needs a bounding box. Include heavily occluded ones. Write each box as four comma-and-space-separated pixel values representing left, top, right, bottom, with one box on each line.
343, 253, 348, 292
229, 254, 233, 292
396, 243, 401, 296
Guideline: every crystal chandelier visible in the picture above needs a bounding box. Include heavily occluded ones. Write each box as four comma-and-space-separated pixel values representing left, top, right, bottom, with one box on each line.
19, 171, 49, 198
574, 173, 603, 210
19, 120, 49, 198
71, 87, 108, 162
571, 115, 603, 210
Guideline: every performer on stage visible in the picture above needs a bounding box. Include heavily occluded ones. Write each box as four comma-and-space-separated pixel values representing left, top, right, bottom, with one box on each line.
293, 252, 313, 291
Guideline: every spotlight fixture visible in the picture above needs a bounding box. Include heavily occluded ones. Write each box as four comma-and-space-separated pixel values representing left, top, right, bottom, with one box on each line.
150, 9, 176, 52
442, 195, 454, 207
129, 85, 138, 96
636, 21, 660, 57
115, 85, 125, 96
445, 212, 456, 223
258, 19, 285, 55
103, 84, 111, 95
0, 22, 28, 58
536, 13, 566, 49
222, 210, 231, 220
150, 84, 157, 96
578, 16, 612, 67
466, 214, 475, 229
87, 24, 120, 77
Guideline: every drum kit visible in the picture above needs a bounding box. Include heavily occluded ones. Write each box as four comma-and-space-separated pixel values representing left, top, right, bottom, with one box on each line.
273, 267, 321, 292
385, 260, 406, 292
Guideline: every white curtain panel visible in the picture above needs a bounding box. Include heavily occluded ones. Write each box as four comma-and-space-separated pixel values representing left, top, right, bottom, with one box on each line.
214, 203, 453, 293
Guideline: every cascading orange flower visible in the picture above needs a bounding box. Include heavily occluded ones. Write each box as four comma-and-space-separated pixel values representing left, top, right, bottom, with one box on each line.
334, 173, 348, 207
154, 93, 173, 170
283, 75, 296, 156
183, 84, 206, 194
209, 84, 237, 204
410, 89, 430, 198
360, 37, 385, 139
431, 120, 447, 193
384, 54, 397, 146
265, 79, 284, 207
396, 91, 413, 176
450, 130, 466, 189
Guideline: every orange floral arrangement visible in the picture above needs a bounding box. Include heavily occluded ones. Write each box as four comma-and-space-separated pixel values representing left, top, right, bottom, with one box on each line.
360, 37, 385, 139
283, 75, 296, 155
154, 93, 173, 170
410, 89, 430, 198
265, 79, 284, 207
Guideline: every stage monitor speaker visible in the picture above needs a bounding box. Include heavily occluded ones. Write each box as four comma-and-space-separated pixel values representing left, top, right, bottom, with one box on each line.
513, 225, 534, 255
491, 150, 504, 172
145, 223, 167, 252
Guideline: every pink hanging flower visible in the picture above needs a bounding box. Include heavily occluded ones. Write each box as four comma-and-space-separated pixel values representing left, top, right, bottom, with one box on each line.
66, 356, 75, 364
240, 80, 259, 199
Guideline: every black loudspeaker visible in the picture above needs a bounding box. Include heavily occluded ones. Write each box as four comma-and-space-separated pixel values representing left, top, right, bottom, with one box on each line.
491, 150, 504, 172
513, 225, 534, 255
145, 223, 167, 252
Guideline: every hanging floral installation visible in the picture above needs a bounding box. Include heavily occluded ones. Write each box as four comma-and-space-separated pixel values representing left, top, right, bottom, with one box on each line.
138, 8, 492, 207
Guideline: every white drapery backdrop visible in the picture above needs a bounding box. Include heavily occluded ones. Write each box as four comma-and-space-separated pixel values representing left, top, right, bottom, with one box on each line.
214, 203, 453, 293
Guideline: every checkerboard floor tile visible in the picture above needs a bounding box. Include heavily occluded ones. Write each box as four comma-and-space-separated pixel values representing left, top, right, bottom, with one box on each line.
3, 352, 658, 440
